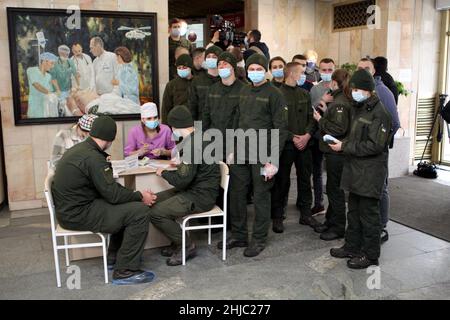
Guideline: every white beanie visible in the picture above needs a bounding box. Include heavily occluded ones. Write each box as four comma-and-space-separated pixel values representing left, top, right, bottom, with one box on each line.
140, 102, 158, 118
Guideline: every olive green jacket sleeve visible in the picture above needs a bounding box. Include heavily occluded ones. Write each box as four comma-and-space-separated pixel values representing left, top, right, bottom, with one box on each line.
161, 81, 174, 124
188, 81, 199, 121
161, 162, 197, 190
271, 92, 289, 157
318, 104, 351, 137
342, 114, 392, 157
202, 91, 212, 131
305, 94, 316, 137
87, 155, 142, 204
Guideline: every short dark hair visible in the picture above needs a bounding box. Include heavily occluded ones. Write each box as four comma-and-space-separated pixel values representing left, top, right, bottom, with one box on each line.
319, 58, 335, 65
114, 46, 132, 63
284, 62, 301, 76
169, 18, 183, 27
249, 29, 261, 42
269, 56, 286, 70
228, 47, 244, 62
373, 56, 388, 72
292, 54, 307, 62
192, 47, 206, 58
359, 57, 375, 67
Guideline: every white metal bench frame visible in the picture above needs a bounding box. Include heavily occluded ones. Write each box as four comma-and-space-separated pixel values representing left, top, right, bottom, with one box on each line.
44, 173, 109, 287
180, 161, 230, 265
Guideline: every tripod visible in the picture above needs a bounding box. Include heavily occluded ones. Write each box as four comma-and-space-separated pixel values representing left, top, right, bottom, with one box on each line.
414, 94, 447, 178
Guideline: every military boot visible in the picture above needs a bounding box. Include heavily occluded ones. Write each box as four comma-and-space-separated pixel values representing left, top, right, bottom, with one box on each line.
243, 242, 265, 257
299, 215, 321, 228
160, 242, 178, 257
272, 218, 284, 233
217, 238, 248, 249
347, 255, 379, 269
330, 245, 361, 259
166, 243, 197, 266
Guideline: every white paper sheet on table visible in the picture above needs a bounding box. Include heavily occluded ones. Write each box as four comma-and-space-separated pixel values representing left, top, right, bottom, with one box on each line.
111, 154, 139, 177
147, 160, 171, 169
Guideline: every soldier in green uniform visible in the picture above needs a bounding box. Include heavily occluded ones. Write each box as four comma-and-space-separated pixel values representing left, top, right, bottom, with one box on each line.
161, 54, 194, 124
192, 47, 206, 77
312, 69, 353, 241
202, 51, 246, 230
329, 69, 392, 269
149, 105, 221, 266
51, 116, 157, 285
269, 56, 286, 88
271, 62, 319, 234
203, 51, 245, 151
220, 53, 288, 257
168, 18, 192, 80
188, 45, 223, 121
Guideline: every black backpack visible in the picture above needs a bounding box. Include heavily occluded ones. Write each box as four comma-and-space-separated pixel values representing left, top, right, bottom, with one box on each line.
442, 100, 450, 123
413, 161, 437, 179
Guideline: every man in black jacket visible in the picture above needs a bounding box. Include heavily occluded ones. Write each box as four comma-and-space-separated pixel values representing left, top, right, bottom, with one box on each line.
243, 29, 270, 61
373, 56, 399, 105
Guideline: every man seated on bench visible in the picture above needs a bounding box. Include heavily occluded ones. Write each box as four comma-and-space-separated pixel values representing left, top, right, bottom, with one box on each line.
51, 116, 157, 285
149, 105, 221, 266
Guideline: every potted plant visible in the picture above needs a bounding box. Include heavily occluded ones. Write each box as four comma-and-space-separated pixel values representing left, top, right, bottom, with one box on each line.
395, 81, 409, 97
340, 63, 358, 76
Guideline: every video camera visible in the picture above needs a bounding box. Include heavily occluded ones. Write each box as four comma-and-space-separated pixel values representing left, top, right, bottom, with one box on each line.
210, 14, 246, 46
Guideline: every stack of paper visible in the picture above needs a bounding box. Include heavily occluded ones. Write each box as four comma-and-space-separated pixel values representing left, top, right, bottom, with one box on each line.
111, 154, 139, 176
147, 160, 170, 169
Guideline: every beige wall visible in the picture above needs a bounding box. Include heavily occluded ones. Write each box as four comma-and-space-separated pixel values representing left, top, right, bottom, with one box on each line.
0, 0, 169, 211
313, 0, 441, 141
254, 0, 316, 60
255, 0, 441, 164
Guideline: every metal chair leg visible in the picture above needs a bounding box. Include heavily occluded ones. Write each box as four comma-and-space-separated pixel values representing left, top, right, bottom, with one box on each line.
182, 224, 186, 266
64, 236, 70, 267
208, 217, 212, 245
100, 235, 108, 284
53, 239, 61, 288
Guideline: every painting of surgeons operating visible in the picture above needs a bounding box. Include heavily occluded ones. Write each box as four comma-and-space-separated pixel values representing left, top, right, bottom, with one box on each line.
7, 7, 158, 125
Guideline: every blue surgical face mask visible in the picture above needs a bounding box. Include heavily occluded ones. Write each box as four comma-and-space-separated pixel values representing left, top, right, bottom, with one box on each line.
205, 58, 218, 69
272, 69, 284, 78
297, 74, 307, 86
218, 67, 232, 79
201, 61, 208, 70
177, 68, 191, 78
321, 73, 332, 82
145, 120, 159, 130
307, 61, 316, 69
248, 70, 266, 84
171, 28, 180, 37
352, 90, 368, 103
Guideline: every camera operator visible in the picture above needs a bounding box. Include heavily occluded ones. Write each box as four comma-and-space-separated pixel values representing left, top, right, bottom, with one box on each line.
207, 15, 244, 52
208, 30, 233, 51
243, 29, 270, 62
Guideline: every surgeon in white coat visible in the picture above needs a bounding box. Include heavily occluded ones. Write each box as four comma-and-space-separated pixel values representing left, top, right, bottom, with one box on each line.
90, 36, 118, 95
71, 43, 95, 91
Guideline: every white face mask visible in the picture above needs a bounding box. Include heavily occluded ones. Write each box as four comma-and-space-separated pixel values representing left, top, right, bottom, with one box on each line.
237, 61, 245, 68
172, 130, 183, 142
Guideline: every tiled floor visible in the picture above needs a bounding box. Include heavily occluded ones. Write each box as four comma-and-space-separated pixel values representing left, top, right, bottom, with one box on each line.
0, 177, 449, 300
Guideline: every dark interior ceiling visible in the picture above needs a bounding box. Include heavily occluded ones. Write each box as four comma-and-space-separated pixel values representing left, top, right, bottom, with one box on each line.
168, 0, 245, 19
